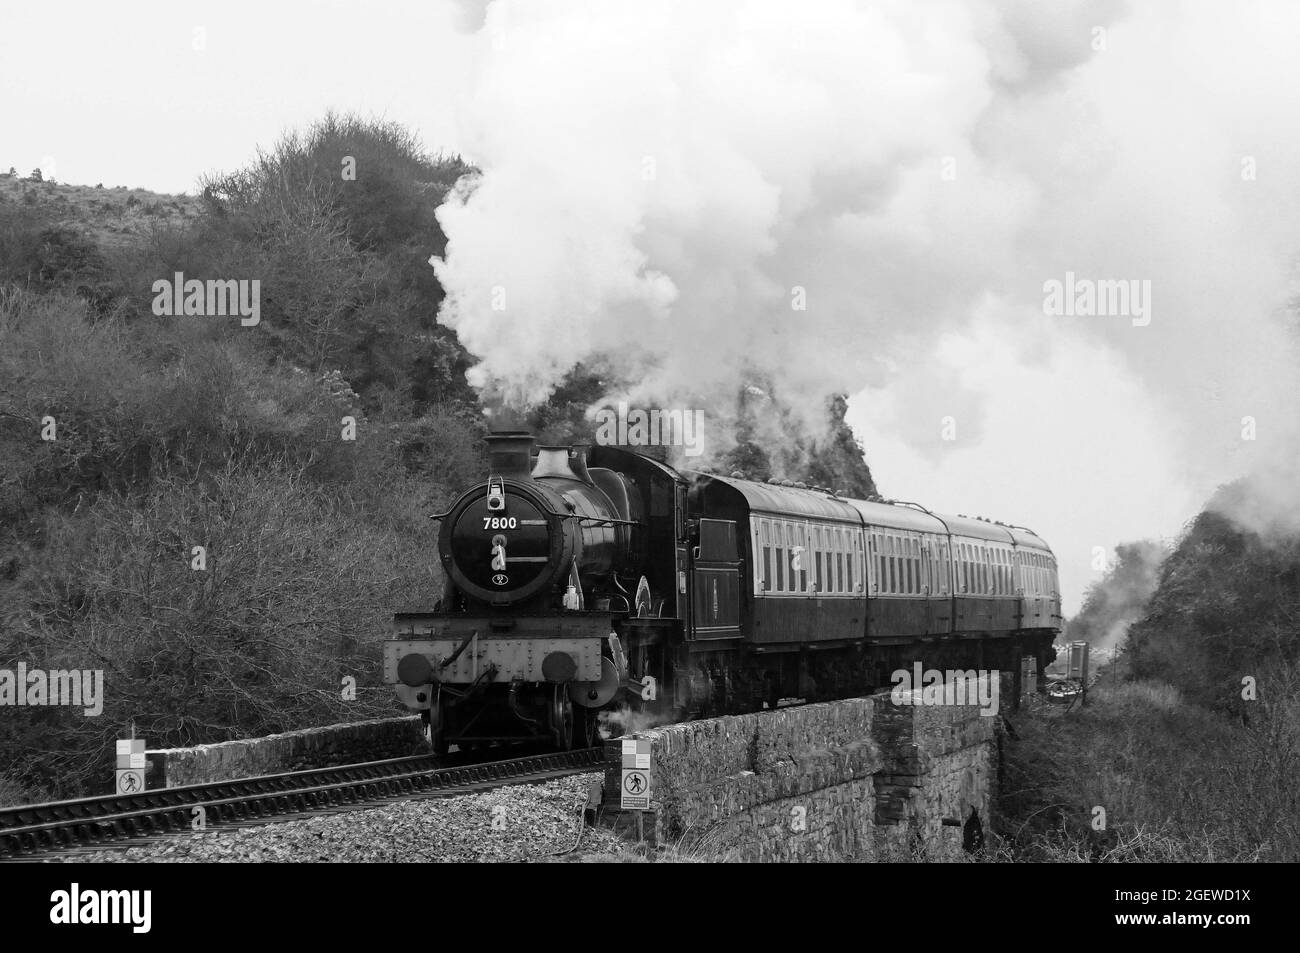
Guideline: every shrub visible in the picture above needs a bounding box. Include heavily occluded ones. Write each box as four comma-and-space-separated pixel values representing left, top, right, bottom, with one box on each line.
0, 460, 440, 799
996, 666, 1300, 862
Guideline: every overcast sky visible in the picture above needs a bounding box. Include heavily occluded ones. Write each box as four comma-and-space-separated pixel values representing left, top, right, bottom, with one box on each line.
5, 1, 1299, 615
1, 0, 476, 192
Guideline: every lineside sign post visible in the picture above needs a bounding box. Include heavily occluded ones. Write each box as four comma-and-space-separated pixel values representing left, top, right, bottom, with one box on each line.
620, 739, 651, 810
116, 738, 146, 794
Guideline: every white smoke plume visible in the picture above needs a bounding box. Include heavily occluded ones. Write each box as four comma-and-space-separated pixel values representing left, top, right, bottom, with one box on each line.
431, 0, 1300, 609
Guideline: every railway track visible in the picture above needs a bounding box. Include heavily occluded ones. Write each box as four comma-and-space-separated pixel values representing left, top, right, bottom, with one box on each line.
0, 746, 605, 860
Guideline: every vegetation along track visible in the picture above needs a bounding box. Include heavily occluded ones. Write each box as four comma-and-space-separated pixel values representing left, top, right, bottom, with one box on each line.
0, 747, 605, 859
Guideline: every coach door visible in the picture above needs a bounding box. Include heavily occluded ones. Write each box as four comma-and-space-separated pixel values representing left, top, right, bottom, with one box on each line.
691, 518, 742, 640
924, 535, 953, 634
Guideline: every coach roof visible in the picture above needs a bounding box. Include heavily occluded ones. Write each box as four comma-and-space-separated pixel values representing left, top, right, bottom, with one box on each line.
687, 472, 863, 522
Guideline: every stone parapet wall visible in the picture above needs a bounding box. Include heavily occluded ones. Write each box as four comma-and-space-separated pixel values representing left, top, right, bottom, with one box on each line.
151, 716, 428, 788
604, 675, 1006, 861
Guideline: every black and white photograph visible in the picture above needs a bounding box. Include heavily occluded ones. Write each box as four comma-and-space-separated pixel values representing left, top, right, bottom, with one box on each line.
0, 0, 1292, 928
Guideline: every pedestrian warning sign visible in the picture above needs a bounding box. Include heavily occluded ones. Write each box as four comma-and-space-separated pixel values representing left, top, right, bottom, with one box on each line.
621, 770, 650, 809
620, 739, 652, 809
115, 768, 144, 795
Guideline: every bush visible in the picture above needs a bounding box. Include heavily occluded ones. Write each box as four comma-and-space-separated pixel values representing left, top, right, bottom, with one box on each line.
1125, 486, 1300, 714
995, 666, 1300, 862
0, 205, 106, 291
0, 460, 440, 799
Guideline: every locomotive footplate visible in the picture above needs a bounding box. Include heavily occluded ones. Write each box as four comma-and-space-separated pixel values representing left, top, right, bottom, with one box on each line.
385, 612, 611, 699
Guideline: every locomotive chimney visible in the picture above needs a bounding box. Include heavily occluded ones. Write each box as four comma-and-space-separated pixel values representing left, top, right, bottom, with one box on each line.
484, 431, 536, 480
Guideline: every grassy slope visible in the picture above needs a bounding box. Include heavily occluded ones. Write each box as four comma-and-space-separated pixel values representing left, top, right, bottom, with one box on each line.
0, 173, 202, 249
996, 665, 1300, 862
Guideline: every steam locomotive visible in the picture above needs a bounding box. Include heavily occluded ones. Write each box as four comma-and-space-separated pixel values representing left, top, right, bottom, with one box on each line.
383, 432, 1062, 752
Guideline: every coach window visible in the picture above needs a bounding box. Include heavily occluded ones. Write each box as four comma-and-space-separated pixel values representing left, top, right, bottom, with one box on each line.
831, 528, 841, 595
774, 522, 786, 593
875, 535, 884, 593
826, 528, 835, 595
827, 526, 837, 594
892, 536, 901, 594
788, 522, 799, 593
759, 520, 771, 593
873, 530, 883, 590
790, 525, 800, 590
784, 523, 794, 594
897, 536, 906, 594
832, 525, 842, 590
842, 530, 852, 590
832, 531, 842, 594
870, 534, 879, 592
880, 535, 888, 593
879, 533, 888, 593
813, 526, 823, 593
790, 522, 800, 594
900, 536, 908, 594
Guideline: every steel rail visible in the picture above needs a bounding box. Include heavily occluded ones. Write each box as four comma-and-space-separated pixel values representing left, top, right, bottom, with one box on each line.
0, 747, 605, 858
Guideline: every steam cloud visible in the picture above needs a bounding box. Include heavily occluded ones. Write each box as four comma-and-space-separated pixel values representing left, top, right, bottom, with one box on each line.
432, 0, 1300, 608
